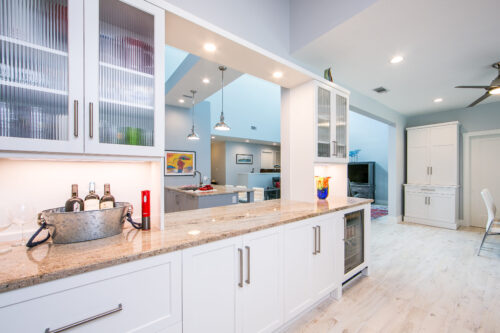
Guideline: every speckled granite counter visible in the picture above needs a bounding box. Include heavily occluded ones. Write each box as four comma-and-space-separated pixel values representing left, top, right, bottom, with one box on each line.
0, 197, 372, 293
166, 184, 254, 197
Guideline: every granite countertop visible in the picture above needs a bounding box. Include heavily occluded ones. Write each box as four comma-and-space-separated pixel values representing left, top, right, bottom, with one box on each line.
165, 184, 255, 197
0, 197, 372, 294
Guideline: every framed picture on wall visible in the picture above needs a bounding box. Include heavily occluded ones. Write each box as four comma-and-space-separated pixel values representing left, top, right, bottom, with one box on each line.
236, 154, 253, 164
165, 150, 196, 176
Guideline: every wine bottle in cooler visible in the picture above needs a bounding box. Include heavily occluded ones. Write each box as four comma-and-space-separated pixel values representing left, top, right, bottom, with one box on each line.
65, 184, 84, 212
84, 182, 100, 211
100, 183, 115, 209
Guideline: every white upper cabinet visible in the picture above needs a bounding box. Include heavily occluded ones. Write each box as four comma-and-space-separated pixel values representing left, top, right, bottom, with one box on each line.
0, 0, 164, 156
406, 122, 459, 186
0, 0, 84, 153
314, 82, 349, 163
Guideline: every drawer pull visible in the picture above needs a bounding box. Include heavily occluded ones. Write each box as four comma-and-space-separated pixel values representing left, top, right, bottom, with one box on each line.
421, 188, 435, 192
45, 303, 122, 333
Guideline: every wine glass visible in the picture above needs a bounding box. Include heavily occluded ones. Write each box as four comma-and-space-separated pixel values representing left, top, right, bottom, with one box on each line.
0, 219, 12, 254
10, 204, 33, 247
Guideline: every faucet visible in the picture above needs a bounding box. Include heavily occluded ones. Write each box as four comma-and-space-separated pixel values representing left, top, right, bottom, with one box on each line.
193, 170, 203, 187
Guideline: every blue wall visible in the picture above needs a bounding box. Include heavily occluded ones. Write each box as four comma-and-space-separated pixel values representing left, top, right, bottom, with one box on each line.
206, 75, 281, 143
349, 111, 389, 205
165, 45, 188, 82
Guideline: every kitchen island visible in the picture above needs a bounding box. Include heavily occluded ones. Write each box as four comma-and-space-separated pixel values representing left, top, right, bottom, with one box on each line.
165, 184, 255, 213
0, 197, 372, 333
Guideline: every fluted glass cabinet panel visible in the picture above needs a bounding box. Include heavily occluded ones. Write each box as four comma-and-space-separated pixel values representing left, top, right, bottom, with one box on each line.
335, 93, 347, 159
98, 0, 155, 147
0, 0, 70, 141
317, 87, 331, 158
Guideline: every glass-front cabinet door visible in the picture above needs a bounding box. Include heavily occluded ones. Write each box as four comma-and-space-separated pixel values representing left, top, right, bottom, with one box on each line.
0, 0, 84, 153
84, 0, 164, 156
315, 84, 335, 162
332, 90, 348, 162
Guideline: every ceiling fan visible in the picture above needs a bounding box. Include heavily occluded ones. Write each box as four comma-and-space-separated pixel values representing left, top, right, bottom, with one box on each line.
455, 62, 500, 107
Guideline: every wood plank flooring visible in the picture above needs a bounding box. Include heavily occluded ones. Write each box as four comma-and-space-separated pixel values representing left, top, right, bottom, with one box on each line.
286, 217, 500, 333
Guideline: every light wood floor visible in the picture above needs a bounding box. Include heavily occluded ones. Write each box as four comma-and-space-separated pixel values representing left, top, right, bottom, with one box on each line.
286, 217, 500, 333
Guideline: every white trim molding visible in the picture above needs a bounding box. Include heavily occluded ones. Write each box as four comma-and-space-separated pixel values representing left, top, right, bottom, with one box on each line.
463, 128, 500, 227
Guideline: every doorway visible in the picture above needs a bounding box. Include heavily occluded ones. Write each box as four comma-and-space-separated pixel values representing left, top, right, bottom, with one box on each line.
466, 130, 500, 228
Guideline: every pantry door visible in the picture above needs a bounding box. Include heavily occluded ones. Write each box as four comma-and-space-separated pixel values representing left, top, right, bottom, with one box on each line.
83, 0, 164, 157
0, 0, 84, 153
469, 132, 500, 228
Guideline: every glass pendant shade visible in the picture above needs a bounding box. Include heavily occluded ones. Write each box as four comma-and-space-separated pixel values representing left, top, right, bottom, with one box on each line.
214, 66, 230, 131
187, 90, 200, 140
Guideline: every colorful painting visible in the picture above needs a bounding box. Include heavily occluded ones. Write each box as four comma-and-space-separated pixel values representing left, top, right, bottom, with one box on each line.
165, 151, 196, 176
236, 154, 253, 164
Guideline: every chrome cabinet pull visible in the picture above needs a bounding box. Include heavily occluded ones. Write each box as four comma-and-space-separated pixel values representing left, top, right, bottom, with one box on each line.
343, 216, 347, 241
428, 196, 431, 205
245, 246, 250, 284
332, 141, 337, 156
45, 304, 122, 333
430, 166, 433, 175
73, 100, 78, 137
89, 102, 94, 138
317, 225, 321, 254
312, 226, 317, 255
238, 248, 243, 287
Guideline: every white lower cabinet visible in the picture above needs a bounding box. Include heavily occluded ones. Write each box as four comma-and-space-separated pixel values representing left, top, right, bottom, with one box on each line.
283, 214, 343, 322
182, 227, 283, 333
0, 252, 182, 333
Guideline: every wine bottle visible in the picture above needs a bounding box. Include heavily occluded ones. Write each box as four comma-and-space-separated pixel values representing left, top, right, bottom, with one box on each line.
100, 183, 115, 209
65, 184, 84, 212
84, 182, 100, 211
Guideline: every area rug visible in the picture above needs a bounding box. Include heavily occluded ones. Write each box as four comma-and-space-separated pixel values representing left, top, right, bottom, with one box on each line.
371, 205, 388, 220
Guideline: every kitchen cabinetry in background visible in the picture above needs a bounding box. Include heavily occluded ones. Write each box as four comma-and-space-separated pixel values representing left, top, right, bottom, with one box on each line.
404, 122, 460, 229
315, 82, 349, 163
0, 0, 165, 157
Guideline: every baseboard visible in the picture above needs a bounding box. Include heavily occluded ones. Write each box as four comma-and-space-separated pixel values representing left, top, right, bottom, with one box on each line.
403, 216, 458, 230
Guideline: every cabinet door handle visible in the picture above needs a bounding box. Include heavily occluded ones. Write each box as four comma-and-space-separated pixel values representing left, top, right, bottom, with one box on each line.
425, 197, 427, 205
89, 102, 94, 138
45, 303, 122, 333
73, 100, 78, 137
245, 246, 250, 284
312, 226, 317, 255
343, 216, 347, 241
332, 140, 337, 156
238, 248, 243, 288
317, 225, 321, 254
430, 166, 432, 175
428, 197, 431, 205
426, 167, 429, 175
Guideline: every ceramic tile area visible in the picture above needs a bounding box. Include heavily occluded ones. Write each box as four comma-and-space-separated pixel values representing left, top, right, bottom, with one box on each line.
286, 217, 500, 333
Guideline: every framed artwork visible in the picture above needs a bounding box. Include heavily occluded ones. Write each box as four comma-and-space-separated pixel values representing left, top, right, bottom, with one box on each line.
165, 150, 196, 176
236, 154, 253, 164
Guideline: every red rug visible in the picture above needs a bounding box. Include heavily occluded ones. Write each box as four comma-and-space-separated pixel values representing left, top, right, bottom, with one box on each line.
371, 205, 388, 219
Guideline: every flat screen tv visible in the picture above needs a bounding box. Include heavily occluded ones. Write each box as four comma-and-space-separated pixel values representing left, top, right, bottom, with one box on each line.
348, 162, 375, 185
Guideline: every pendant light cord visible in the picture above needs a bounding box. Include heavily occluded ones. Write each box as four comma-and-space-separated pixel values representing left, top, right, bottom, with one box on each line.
221, 68, 224, 118
192, 91, 196, 130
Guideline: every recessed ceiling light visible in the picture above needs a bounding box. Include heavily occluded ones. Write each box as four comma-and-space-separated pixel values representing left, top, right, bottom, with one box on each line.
178, 99, 184, 103
390, 55, 404, 64
202, 78, 210, 84
433, 98, 443, 103
211, 136, 215, 139
489, 87, 500, 95
273, 71, 283, 79
204, 43, 216, 52
245, 139, 250, 143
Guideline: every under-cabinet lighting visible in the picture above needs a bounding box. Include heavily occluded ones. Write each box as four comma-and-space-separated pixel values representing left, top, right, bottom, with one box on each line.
204, 43, 216, 52
273, 71, 283, 78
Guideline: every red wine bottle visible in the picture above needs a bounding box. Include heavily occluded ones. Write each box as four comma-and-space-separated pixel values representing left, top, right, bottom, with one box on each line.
99, 184, 115, 209
65, 184, 84, 212
84, 182, 100, 211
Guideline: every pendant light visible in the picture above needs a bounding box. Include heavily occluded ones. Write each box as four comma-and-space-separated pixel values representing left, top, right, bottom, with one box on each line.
214, 66, 231, 131
187, 90, 200, 141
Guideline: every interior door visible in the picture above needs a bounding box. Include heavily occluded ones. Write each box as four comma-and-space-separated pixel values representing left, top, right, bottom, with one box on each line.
429, 125, 457, 185
241, 227, 283, 333
470, 134, 500, 227
84, 0, 164, 156
182, 237, 242, 333
407, 128, 430, 184
0, 0, 84, 153
405, 190, 428, 219
283, 220, 313, 321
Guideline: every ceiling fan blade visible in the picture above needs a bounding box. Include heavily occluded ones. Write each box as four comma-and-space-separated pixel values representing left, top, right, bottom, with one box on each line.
455, 85, 491, 89
468, 92, 490, 107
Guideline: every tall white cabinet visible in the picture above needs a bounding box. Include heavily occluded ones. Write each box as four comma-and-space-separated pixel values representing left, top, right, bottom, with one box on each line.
0, 0, 165, 157
404, 122, 460, 229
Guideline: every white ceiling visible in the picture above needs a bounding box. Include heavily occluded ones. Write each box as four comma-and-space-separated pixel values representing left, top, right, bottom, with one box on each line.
291, 0, 500, 115
211, 135, 280, 147
165, 57, 242, 108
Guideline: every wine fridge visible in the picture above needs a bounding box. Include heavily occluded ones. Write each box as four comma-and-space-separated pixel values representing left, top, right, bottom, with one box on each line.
344, 209, 364, 274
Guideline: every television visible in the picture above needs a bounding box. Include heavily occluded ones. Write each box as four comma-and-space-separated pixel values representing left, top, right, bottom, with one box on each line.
348, 162, 375, 185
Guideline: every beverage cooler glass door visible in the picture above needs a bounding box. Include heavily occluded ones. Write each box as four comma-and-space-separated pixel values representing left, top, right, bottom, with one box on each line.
344, 209, 364, 274
84, 0, 164, 156
316, 85, 332, 160
0, 0, 84, 153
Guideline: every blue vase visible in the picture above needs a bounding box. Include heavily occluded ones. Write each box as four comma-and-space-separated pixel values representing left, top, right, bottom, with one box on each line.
317, 188, 329, 200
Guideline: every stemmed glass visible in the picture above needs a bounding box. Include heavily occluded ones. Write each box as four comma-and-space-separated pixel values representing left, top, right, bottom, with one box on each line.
10, 204, 34, 247
0, 219, 12, 254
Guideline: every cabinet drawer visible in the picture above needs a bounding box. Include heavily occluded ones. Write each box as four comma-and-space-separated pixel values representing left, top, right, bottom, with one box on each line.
0, 253, 181, 333
404, 185, 457, 195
